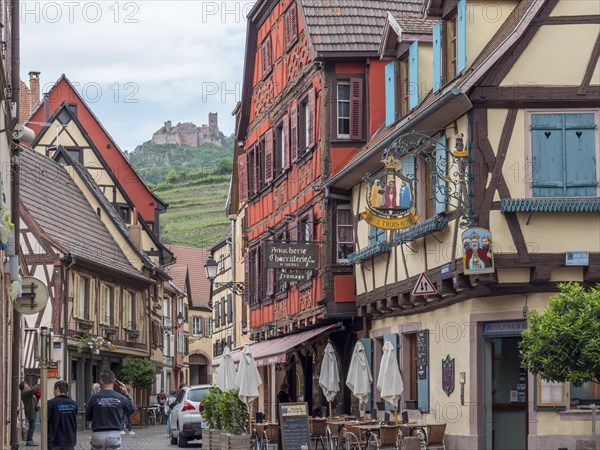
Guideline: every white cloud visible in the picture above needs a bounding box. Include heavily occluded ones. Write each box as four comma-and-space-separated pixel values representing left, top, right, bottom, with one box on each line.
20, 1, 255, 150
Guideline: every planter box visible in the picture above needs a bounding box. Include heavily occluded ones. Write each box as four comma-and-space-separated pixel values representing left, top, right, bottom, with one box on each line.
221, 433, 251, 450
203, 429, 222, 450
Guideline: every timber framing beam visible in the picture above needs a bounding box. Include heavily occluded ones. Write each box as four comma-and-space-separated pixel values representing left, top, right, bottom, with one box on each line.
471, 87, 600, 108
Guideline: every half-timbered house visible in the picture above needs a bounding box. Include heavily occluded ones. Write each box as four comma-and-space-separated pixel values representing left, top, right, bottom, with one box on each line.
325, 0, 600, 448
19, 148, 156, 426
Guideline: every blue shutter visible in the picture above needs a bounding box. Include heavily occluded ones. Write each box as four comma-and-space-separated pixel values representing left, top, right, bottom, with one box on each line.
457, 0, 467, 73
360, 338, 374, 412
417, 331, 429, 413
532, 114, 564, 197
409, 42, 419, 110
383, 333, 399, 411
432, 22, 442, 91
435, 133, 448, 214
385, 61, 396, 126
565, 113, 597, 196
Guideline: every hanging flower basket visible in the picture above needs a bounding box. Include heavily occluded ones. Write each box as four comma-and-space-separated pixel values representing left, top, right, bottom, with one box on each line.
77, 336, 116, 354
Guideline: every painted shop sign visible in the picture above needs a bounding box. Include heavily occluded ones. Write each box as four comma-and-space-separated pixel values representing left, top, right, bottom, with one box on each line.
362, 153, 419, 231
266, 243, 318, 270
442, 355, 455, 396
416, 330, 429, 380
277, 271, 312, 282
461, 227, 495, 275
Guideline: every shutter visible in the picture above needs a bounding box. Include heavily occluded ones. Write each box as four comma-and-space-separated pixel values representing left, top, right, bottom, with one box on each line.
265, 128, 274, 183
402, 157, 415, 182
282, 113, 290, 170
368, 225, 377, 246
435, 133, 448, 214
308, 88, 316, 148
88, 279, 96, 321
565, 113, 597, 196
349, 78, 364, 140
227, 295, 233, 322
135, 292, 142, 327
359, 338, 374, 412
284, 7, 291, 47
238, 152, 248, 203
385, 61, 396, 126
417, 330, 430, 413
73, 274, 81, 319
409, 42, 419, 110
215, 300, 220, 326
290, 220, 298, 243
433, 22, 442, 91
123, 291, 130, 329
266, 36, 273, 73
267, 267, 275, 297
221, 300, 226, 326
290, 103, 298, 161
113, 287, 120, 327
531, 114, 565, 197
457, 0, 467, 73
99, 284, 106, 325
287, 4, 298, 46
383, 333, 400, 411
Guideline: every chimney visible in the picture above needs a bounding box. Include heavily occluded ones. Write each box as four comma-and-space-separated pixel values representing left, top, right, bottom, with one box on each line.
43, 93, 50, 123
128, 208, 144, 252
28, 71, 40, 105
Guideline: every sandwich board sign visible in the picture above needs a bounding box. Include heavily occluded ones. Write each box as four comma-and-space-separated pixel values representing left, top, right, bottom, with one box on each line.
412, 273, 437, 296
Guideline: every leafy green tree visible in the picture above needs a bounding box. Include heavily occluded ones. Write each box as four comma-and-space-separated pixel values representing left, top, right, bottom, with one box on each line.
166, 168, 178, 184
520, 282, 600, 386
119, 358, 157, 389
215, 157, 233, 175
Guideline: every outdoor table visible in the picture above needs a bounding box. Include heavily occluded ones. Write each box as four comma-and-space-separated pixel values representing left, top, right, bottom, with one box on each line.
353, 423, 382, 450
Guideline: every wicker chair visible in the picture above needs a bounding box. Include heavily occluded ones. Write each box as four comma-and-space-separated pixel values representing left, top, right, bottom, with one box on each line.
341, 429, 365, 450
400, 437, 423, 450
424, 424, 446, 450
368, 424, 401, 449
311, 418, 328, 450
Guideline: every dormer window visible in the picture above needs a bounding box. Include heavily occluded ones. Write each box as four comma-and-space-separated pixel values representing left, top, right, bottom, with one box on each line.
433, 0, 466, 91
445, 13, 458, 82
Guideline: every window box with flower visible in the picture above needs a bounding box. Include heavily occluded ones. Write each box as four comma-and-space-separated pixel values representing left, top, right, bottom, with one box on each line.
76, 336, 115, 354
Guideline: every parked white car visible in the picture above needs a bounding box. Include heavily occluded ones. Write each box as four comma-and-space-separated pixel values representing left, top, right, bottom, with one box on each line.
169, 385, 211, 447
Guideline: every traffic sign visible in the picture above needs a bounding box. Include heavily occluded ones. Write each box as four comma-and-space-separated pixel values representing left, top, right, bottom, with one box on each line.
412, 273, 437, 296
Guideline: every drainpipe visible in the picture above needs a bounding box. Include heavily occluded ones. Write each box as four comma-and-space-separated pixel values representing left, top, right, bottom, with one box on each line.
63, 255, 76, 387
365, 58, 371, 139
230, 220, 236, 349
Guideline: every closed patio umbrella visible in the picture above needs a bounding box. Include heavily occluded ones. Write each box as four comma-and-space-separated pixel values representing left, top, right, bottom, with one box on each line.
346, 341, 373, 411
236, 345, 262, 405
215, 346, 237, 391
319, 343, 340, 416
376, 340, 404, 418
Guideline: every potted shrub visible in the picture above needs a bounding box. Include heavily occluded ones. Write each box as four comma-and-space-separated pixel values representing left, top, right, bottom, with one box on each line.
202, 386, 224, 450
218, 389, 250, 450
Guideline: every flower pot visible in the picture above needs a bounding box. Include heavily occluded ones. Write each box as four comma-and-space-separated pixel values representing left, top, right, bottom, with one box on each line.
221, 433, 251, 450
203, 429, 222, 450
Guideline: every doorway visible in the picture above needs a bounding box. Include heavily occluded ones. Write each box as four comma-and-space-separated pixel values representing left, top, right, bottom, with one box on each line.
484, 335, 527, 450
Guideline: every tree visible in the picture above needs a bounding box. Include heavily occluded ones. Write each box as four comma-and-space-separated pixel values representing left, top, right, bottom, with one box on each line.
520, 282, 600, 386
119, 358, 157, 389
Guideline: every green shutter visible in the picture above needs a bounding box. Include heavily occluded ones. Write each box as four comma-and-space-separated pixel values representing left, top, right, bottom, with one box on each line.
457, 0, 467, 73
532, 114, 565, 197
383, 333, 399, 411
409, 42, 419, 110
385, 61, 396, 126
565, 114, 597, 196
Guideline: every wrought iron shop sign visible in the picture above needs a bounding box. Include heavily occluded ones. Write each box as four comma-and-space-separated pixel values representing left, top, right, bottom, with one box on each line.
266, 243, 318, 270
442, 355, 455, 396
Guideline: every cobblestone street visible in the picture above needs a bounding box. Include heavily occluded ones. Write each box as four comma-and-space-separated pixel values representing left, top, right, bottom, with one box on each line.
26, 425, 202, 449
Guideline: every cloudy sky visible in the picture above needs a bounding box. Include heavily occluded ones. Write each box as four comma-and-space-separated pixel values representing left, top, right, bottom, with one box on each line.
20, 1, 255, 151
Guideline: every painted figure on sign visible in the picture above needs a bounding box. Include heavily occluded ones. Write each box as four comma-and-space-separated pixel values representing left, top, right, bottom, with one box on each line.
398, 181, 412, 210
464, 231, 489, 269
370, 179, 383, 208
384, 180, 397, 208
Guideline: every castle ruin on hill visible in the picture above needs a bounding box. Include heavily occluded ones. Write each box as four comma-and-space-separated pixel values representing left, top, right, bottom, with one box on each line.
152, 113, 222, 147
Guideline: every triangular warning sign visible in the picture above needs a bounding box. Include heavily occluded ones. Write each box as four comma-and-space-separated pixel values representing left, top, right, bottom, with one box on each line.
412, 273, 437, 296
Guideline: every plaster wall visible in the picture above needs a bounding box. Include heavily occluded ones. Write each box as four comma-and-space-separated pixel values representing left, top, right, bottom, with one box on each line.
550, 0, 600, 16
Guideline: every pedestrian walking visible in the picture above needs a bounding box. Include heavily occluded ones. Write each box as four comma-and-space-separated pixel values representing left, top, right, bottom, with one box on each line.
19, 379, 40, 446
85, 369, 134, 450
48, 380, 78, 450
91, 383, 100, 395
122, 409, 135, 435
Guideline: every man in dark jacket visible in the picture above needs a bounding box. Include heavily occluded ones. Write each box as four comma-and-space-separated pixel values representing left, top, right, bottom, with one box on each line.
19, 379, 40, 446
48, 380, 78, 450
85, 369, 134, 450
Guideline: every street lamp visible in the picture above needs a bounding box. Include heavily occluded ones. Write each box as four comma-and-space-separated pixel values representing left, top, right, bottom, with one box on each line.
176, 312, 184, 326
204, 255, 245, 295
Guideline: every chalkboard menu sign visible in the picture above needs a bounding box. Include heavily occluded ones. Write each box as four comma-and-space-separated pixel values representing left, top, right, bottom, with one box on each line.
279, 402, 311, 450
417, 330, 429, 380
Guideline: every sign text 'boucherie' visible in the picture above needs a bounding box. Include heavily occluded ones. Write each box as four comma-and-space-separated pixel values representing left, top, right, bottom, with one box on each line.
266, 243, 318, 270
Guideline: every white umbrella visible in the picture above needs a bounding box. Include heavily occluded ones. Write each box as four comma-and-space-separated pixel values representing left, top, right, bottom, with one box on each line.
346, 341, 373, 408
236, 345, 262, 405
215, 346, 237, 391
319, 343, 340, 416
376, 340, 404, 410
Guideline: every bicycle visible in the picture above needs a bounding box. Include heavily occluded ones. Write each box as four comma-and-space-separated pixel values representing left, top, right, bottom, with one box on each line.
146, 406, 160, 426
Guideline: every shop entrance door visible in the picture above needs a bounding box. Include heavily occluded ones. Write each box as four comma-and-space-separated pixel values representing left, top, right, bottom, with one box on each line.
484, 327, 528, 450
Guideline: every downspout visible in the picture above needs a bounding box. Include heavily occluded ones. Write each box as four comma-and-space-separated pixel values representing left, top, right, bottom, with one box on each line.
230, 220, 236, 349
365, 58, 370, 139
63, 255, 76, 388
9, 1, 21, 448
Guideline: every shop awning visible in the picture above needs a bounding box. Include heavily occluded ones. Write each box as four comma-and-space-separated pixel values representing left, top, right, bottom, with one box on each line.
213, 322, 343, 369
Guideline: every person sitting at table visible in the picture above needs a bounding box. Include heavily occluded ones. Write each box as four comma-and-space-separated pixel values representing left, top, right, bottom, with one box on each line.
277, 383, 291, 404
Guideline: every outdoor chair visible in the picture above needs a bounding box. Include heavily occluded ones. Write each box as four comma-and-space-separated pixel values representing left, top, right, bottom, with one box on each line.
400, 437, 424, 450
326, 425, 340, 450
424, 424, 446, 450
341, 429, 365, 450
368, 424, 401, 449
310, 418, 328, 450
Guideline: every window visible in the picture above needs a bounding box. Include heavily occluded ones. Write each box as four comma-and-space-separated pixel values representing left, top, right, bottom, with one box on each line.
571, 381, 599, 408
74, 275, 92, 320
444, 13, 458, 82
284, 3, 298, 49
192, 317, 202, 337
261, 34, 273, 77
248, 145, 256, 196
368, 225, 385, 246
249, 246, 261, 305
275, 117, 289, 176
336, 79, 363, 140
529, 112, 598, 197
337, 82, 350, 138
299, 97, 308, 151
118, 205, 131, 223
536, 376, 567, 408
123, 290, 136, 330
214, 303, 221, 328
65, 147, 83, 163
433, 0, 466, 91
57, 108, 71, 125
299, 215, 312, 243
336, 205, 354, 263
100, 284, 116, 326
68, 103, 78, 117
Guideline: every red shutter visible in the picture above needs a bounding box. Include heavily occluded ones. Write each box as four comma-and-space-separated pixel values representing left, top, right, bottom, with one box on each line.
290, 104, 298, 161
243, 250, 250, 312
238, 152, 248, 203
252, 147, 259, 195
308, 88, 316, 148
264, 129, 274, 183
284, 8, 291, 47
350, 78, 364, 140
285, 4, 298, 48
282, 113, 290, 170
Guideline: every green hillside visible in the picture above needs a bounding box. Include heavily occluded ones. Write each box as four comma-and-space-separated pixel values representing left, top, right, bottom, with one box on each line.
155, 175, 231, 248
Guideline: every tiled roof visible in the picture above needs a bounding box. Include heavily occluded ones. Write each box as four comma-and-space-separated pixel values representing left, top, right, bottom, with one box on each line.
20, 149, 151, 283
168, 265, 189, 294
393, 13, 436, 34
168, 245, 211, 309
300, 0, 422, 55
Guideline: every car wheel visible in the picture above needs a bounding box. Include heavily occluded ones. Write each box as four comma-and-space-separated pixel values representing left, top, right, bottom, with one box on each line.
177, 432, 188, 448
